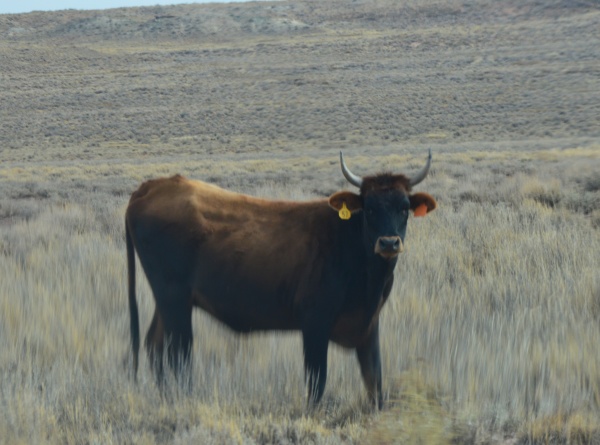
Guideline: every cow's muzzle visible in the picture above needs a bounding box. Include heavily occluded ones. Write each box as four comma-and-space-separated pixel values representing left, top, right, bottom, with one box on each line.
375, 236, 404, 258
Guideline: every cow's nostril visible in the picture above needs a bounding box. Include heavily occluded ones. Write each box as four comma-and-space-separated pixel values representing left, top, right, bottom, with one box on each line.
376, 236, 403, 256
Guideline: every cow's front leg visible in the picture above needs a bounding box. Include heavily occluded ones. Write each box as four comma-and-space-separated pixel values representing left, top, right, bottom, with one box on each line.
302, 324, 330, 407
356, 321, 383, 409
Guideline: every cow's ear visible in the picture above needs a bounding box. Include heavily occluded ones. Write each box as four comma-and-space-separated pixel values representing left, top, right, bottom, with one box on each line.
329, 191, 362, 214
409, 192, 437, 217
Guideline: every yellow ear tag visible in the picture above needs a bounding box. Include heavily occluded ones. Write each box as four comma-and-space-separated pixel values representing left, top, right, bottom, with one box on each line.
339, 202, 351, 220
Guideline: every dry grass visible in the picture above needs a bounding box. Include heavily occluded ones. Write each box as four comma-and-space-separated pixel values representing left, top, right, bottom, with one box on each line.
1, 147, 599, 444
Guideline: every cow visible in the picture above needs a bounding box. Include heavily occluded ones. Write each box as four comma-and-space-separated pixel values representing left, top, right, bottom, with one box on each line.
125, 151, 437, 408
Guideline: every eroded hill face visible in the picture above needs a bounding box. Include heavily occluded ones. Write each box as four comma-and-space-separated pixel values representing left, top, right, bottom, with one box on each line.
1, 0, 595, 41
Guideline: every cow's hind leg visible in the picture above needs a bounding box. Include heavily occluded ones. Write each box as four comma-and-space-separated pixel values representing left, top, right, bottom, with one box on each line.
161, 301, 193, 387
145, 308, 166, 387
356, 321, 383, 410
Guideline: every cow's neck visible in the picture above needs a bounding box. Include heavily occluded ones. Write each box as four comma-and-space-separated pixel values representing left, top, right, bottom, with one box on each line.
365, 255, 396, 315
356, 218, 398, 323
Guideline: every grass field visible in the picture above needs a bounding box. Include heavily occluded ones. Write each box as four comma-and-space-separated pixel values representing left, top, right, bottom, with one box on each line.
1, 148, 599, 444
1, 0, 600, 443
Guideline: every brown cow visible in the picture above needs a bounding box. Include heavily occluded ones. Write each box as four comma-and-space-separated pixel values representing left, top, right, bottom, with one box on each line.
126, 151, 436, 408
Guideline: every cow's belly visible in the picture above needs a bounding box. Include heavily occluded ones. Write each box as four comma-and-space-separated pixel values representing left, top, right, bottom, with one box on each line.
191, 287, 299, 334
330, 311, 373, 348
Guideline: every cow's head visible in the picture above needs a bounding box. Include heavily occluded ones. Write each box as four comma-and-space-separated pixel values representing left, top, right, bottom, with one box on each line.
329, 151, 437, 259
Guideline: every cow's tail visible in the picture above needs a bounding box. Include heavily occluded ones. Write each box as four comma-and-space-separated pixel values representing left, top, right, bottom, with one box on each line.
126, 218, 140, 380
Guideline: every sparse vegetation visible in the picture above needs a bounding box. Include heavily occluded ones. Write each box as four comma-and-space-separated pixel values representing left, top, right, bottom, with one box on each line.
1, 0, 599, 444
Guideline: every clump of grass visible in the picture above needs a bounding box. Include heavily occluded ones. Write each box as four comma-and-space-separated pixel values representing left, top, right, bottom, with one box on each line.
519, 177, 562, 208
591, 210, 600, 230
520, 412, 600, 445
582, 171, 600, 193
367, 369, 452, 445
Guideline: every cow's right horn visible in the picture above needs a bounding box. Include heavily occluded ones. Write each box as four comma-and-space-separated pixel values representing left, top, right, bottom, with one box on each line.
340, 152, 363, 188
409, 149, 432, 187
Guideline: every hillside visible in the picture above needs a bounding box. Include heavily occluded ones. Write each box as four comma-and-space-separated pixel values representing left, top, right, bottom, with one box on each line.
1, 0, 598, 166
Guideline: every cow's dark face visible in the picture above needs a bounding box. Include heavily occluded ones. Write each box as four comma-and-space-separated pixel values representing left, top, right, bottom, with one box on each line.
363, 189, 410, 258
330, 186, 435, 260
329, 152, 437, 260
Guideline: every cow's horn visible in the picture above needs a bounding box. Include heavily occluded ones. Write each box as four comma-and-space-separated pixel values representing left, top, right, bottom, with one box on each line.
340, 152, 363, 188
409, 149, 432, 187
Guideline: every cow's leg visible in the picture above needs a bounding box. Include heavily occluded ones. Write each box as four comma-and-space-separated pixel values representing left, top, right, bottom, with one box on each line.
302, 324, 330, 407
356, 321, 383, 409
161, 301, 193, 384
145, 308, 165, 386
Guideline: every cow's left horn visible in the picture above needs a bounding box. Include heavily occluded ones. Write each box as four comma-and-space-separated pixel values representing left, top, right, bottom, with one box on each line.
409, 149, 432, 187
340, 152, 363, 188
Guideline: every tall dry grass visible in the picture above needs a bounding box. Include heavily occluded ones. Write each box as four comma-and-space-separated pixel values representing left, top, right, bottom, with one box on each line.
1, 148, 599, 444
